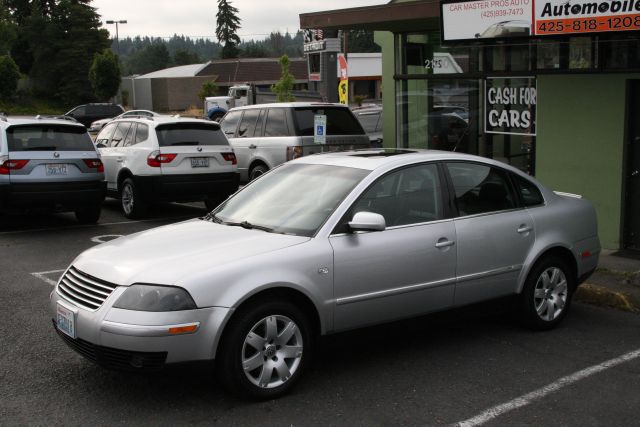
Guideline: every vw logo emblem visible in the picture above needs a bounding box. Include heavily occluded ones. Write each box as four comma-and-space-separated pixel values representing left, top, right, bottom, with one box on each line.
53, 152, 60, 158
197, 147, 203, 152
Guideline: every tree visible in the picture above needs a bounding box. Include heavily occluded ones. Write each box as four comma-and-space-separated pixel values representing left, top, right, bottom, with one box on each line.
0, 0, 17, 55
271, 55, 295, 102
215, 0, 241, 59
125, 42, 171, 75
198, 80, 218, 101
89, 49, 121, 101
0, 55, 21, 99
173, 49, 201, 66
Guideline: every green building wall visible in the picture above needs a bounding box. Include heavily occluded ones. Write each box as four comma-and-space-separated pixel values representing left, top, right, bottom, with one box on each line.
374, 31, 396, 148
536, 74, 636, 249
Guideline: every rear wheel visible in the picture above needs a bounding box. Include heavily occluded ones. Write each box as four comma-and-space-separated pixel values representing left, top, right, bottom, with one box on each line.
120, 178, 147, 219
249, 164, 268, 181
216, 299, 313, 400
74, 205, 101, 224
519, 256, 574, 330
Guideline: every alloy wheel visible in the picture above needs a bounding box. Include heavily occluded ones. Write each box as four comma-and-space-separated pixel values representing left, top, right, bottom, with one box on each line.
533, 267, 568, 322
121, 183, 134, 215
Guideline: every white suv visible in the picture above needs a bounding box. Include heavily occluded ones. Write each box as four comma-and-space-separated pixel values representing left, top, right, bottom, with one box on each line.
94, 117, 239, 218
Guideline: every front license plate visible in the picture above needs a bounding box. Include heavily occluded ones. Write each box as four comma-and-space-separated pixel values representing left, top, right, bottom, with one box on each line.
191, 157, 209, 168
56, 303, 76, 338
46, 164, 68, 176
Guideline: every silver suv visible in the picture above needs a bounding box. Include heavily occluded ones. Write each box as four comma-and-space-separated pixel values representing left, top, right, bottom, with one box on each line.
0, 116, 106, 223
219, 102, 370, 181
94, 116, 239, 218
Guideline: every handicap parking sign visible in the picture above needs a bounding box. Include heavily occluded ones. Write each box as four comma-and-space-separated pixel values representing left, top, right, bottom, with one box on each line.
314, 115, 327, 144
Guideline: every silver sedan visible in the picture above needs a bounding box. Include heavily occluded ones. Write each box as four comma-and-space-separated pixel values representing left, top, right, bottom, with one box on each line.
51, 149, 600, 399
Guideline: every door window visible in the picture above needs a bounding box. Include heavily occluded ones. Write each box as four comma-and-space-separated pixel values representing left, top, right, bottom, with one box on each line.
220, 111, 242, 136
446, 162, 516, 216
264, 109, 289, 137
95, 123, 116, 147
110, 122, 132, 147
352, 163, 444, 227
122, 122, 136, 147
237, 109, 261, 138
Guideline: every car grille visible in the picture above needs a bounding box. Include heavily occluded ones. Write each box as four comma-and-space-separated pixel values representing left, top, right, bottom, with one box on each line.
56, 266, 118, 311
53, 322, 167, 371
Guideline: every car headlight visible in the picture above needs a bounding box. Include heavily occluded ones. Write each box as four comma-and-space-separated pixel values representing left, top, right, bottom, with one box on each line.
113, 284, 197, 312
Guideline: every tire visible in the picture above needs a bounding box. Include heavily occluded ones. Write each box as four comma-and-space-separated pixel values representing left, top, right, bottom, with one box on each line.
120, 178, 147, 219
249, 164, 268, 181
519, 256, 575, 330
215, 299, 314, 400
74, 205, 101, 224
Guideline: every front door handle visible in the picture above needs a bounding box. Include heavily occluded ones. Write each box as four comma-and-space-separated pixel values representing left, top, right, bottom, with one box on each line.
435, 238, 455, 249
249, 144, 257, 149
517, 225, 533, 234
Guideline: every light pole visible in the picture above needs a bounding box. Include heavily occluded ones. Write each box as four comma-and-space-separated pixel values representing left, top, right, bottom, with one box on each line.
105, 20, 127, 56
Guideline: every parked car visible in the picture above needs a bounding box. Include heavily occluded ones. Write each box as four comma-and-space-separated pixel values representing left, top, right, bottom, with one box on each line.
64, 103, 124, 128
51, 149, 600, 399
218, 102, 370, 182
88, 110, 161, 133
353, 106, 383, 147
0, 116, 106, 223
94, 116, 239, 218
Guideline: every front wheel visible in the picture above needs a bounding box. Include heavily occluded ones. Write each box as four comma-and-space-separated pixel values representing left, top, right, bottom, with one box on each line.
215, 299, 313, 400
519, 256, 575, 330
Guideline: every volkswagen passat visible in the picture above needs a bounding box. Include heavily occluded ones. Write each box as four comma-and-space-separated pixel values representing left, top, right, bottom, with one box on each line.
51, 149, 600, 399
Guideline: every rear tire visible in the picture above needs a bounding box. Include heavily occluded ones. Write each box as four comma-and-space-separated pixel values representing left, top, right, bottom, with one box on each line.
74, 205, 101, 224
120, 178, 147, 219
519, 256, 575, 330
249, 164, 268, 181
215, 299, 313, 400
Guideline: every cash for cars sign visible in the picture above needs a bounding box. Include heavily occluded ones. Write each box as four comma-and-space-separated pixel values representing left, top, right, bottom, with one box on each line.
485, 77, 537, 136
535, 0, 640, 35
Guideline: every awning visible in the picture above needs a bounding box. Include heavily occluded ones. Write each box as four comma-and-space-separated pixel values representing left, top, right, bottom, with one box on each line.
299, 0, 440, 32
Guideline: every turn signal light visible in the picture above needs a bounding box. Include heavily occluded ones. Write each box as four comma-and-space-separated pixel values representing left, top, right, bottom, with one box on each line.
286, 146, 303, 161
168, 324, 199, 335
0, 158, 29, 175
147, 151, 177, 167
83, 158, 104, 173
221, 152, 237, 165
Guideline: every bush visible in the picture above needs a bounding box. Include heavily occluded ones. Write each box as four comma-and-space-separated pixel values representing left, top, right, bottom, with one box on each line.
198, 81, 219, 101
0, 55, 21, 100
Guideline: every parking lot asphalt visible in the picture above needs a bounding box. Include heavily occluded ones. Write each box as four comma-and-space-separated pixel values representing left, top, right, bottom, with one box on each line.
1, 203, 639, 425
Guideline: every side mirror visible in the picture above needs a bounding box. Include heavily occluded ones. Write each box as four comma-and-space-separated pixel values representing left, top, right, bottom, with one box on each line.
348, 211, 386, 232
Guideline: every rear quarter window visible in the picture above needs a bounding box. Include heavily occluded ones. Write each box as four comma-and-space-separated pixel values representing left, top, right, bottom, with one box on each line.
293, 107, 365, 136
155, 123, 229, 147
6, 125, 95, 152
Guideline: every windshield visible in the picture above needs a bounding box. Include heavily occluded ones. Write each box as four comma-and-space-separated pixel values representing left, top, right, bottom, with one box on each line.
155, 123, 228, 147
211, 163, 369, 237
7, 125, 94, 152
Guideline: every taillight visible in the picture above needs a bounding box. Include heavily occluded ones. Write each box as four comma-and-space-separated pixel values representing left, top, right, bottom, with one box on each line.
221, 152, 237, 165
147, 151, 177, 167
0, 158, 29, 175
286, 146, 303, 161
83, 158, 104, 173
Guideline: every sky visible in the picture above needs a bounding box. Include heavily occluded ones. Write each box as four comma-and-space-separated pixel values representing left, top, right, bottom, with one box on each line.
91, 0, 389, 41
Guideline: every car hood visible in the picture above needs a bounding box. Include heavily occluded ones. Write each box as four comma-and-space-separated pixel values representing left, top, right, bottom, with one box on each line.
72, 219, 310, 286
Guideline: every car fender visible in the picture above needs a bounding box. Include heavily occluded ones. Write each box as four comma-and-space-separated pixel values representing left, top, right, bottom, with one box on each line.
516, 239, 577, 294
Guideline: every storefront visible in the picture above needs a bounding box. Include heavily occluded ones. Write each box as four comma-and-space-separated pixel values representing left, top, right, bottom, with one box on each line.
300, 0, 640, 250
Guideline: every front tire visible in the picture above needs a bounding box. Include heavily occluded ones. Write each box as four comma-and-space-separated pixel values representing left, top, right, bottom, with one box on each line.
120, 178, 147, 219
216, 299, 313, 400
519, 256, 575, 330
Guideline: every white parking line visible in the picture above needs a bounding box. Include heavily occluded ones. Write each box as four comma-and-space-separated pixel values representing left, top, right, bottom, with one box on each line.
31, 269, 65, 286
91, 234, 123, 244
457, 348, 640, 427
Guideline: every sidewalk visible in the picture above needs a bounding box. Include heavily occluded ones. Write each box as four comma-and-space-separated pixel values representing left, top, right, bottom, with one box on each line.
575, 249, 640, 314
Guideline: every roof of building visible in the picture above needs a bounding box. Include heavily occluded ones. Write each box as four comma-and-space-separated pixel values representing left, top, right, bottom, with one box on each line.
198, 57, 309, 85
137, 63, 211, 79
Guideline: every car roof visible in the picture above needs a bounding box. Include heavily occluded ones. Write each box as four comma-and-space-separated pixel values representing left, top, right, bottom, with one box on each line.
0, 116, 86, 129
230, 102, 350, 111
293, 148, 531, 176
109, 116, 219, 127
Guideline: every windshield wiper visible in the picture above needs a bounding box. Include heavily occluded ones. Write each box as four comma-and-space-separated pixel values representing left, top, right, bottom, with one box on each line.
224, 220, 275, 233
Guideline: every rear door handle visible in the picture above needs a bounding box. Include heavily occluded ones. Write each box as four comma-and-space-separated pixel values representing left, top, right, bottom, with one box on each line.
435, 238, 455, 249
249, 144, 257, 149
517, 225, 533, 234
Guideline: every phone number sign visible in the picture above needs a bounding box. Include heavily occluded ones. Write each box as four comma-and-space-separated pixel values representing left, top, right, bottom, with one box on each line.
535, 0, 640, 35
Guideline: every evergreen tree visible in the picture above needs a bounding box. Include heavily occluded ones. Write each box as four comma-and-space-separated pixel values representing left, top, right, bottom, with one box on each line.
0, 0, 17, 55
271, 55, 295, 102
0, 55, 21, 99
89, 49, 121, 101
215, 0, 241, 59
173, 49, 201, 65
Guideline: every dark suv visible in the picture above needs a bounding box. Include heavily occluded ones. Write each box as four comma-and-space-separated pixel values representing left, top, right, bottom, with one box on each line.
65, 103, 124, 128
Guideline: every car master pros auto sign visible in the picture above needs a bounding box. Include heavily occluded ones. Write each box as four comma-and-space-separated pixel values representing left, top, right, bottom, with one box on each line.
441, 0, 640, 41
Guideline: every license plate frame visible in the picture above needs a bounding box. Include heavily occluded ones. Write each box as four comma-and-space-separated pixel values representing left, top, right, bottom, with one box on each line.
56, 302, 76, 339
46, 164, 68, 176
190, 157, 209, 168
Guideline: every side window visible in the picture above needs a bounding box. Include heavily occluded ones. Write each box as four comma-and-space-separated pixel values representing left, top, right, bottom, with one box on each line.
134, 123, 149, 144
237, 109, 261, 138
95, 123, 116, 147
69, 106, 86, 116
352, 163, 443, 227
86, 105, 100, 115
254, 109, 266, 137
264, 108, 289, 137
514, 175, 544, 207
122, 123, 136, 147
110, 122, 132, 147
220, 111, 241, 136
446, 162, 516, 216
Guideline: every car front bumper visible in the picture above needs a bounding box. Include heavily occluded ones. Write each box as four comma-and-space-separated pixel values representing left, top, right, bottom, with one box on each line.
50, 286, 230, 370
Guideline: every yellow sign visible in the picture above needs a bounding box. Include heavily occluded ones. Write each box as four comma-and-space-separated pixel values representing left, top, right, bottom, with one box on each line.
338, 80, 348, 105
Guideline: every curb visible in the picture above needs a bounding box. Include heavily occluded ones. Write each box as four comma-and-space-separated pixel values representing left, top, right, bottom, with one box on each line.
575, 283, 640, 314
